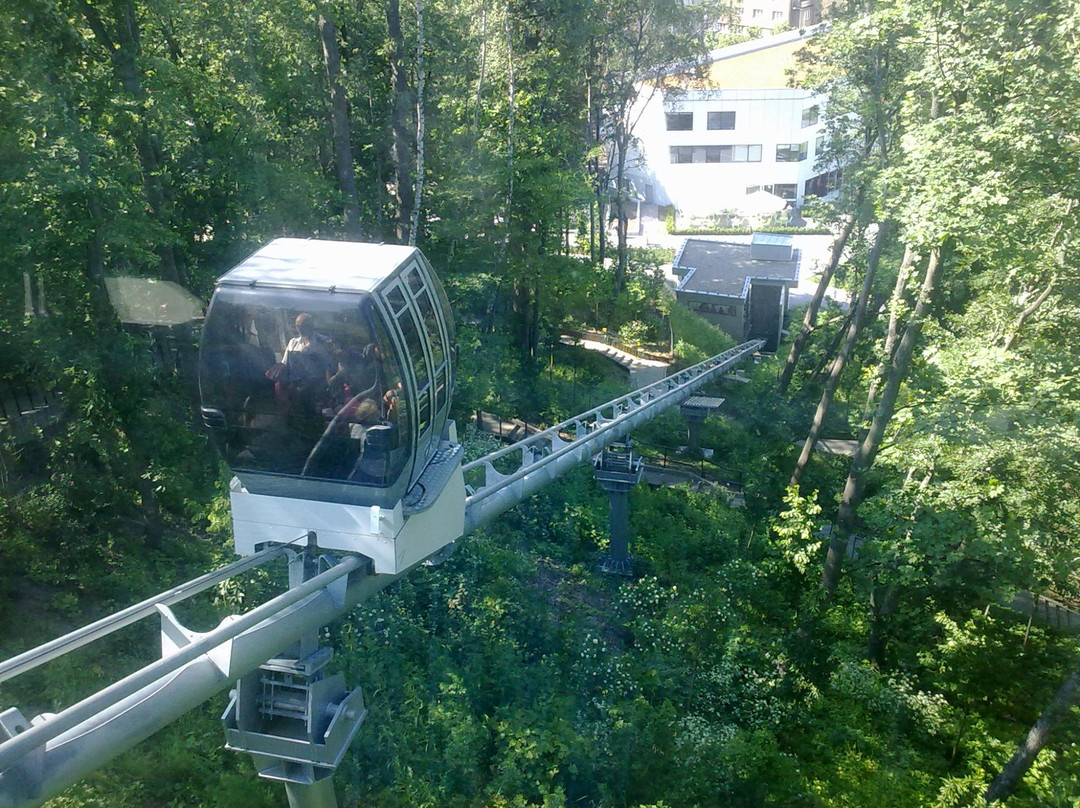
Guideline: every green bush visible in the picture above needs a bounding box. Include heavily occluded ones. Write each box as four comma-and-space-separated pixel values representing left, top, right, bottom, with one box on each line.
666, 224, 833, 236
667, 301, 735, 361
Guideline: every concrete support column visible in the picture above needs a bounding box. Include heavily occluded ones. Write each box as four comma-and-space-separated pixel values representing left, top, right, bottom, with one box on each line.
594, 442, 643, 576
605, 487, 631, 569
285, 778, 338, 808
679, 396, 725, 459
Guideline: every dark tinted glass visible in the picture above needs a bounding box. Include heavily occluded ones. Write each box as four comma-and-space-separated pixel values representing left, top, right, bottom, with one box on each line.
199, 288, 411, 489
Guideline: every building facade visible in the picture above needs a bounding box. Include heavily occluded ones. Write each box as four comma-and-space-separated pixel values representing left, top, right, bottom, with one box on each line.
628, 27, 839, 218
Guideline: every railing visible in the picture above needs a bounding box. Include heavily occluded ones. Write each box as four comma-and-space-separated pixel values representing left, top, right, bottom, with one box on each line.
634, 439, 747, 490
0, 379, 52, 421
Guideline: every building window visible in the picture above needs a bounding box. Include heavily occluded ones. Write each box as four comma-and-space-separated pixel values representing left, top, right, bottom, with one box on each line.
801, 105, 820, 127
751, 8, 763, 17
665, 112, 693, 131
805, 170, 842, 197
707, 111, 736, 130
704, 144, 762, 163
746, 185, 761, 195
772, 10, 783, 19
776, 142, 808, 162
773, 183, 797, 200
669, 146, 694, 164
815, 134, 825, 155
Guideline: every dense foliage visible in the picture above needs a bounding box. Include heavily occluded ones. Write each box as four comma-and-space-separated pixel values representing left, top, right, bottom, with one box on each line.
1, 0, 1079, 805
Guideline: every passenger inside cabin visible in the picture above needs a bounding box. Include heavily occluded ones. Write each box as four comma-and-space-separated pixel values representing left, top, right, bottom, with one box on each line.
265, 312, 335, 418
328, 343, 383, 410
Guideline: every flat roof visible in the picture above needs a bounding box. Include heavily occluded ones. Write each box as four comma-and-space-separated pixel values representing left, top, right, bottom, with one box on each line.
682, 396, 726, 410
674, 239, 801, 299
653, 25, 826, 90
217, 238, 418, 293
751, 232, 794, 248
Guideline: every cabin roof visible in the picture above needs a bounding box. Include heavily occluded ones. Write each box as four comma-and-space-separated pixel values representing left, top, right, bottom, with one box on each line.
216, 238, 418, 294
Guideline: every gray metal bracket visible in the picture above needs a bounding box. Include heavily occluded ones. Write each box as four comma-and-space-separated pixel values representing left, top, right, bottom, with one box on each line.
0, 709, 43, 803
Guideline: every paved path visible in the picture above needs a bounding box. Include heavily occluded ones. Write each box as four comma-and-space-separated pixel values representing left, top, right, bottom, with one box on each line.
793, 438, 860, 456
560, 335, 669, 387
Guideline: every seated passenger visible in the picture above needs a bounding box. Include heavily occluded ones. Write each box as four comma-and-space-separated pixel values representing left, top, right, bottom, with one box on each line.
267, 313, 335, 417
266, 313, 333, 383
327, 343, 382, 410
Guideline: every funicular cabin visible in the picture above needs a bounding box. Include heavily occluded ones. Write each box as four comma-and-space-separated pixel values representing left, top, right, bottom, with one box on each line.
199, 239, 465, 573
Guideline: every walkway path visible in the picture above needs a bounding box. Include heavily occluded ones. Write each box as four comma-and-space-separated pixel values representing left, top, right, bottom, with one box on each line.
560, 335, 669, 387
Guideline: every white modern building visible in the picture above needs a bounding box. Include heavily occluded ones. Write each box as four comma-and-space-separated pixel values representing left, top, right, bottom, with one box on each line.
628, 27, 840, 219
728, 0, 821, 32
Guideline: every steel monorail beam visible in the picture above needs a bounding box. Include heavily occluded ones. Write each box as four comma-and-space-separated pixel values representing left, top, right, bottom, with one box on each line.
462, 340, 762, 532
0, 543, 295, 685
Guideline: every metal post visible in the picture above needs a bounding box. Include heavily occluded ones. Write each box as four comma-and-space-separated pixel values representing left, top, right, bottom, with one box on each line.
607, 489, 630, 565
687, 419, 702, 457
223, 537, 364, 808
285, 779, 338, 808
595, 442, 643, 576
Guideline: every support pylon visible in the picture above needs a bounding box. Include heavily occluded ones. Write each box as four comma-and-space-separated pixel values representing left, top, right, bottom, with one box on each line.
594, 441, 644, 575
222, 536, 367, 808
679, 395, 725, 457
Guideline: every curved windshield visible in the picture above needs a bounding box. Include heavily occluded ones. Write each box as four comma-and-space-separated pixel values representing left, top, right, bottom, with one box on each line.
200, 287, 411, 491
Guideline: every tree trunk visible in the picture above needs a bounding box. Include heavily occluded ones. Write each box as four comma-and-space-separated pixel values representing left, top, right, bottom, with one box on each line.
408, 0, 425, 245
613, 126, 630, 294
778, 211, 859, 395
86, 1, 178, 282
985, 662, 1080, 803
318, 6, 364, 239
823, 245, 943, 592
1002, 202, 1075, 351
75, 131, 112, 318
75, 0, 199, 404
386, 0, 415, 242
471, 0, 487, 142
1003, 274, 1057, 352
807, 309, 856, 386
864, 242, 916, 419
498, 6, 515, 273
866, 581, 900, 667
790, 223, 887, 489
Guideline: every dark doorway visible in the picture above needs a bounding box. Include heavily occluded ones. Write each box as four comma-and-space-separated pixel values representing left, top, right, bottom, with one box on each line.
747, 282, 783, 352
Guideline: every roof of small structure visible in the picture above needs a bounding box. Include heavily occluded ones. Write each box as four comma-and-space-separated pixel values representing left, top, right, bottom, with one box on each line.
674, 239, 801, 299
682, 395, 726, 410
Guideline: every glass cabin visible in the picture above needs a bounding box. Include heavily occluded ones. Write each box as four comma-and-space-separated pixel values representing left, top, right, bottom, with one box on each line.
200, 239, 456, 511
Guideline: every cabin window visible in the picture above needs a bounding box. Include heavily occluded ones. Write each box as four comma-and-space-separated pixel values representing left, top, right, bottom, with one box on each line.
199, 289, 411, 489
393, 303, 428, 390
386, 284, 408, 315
